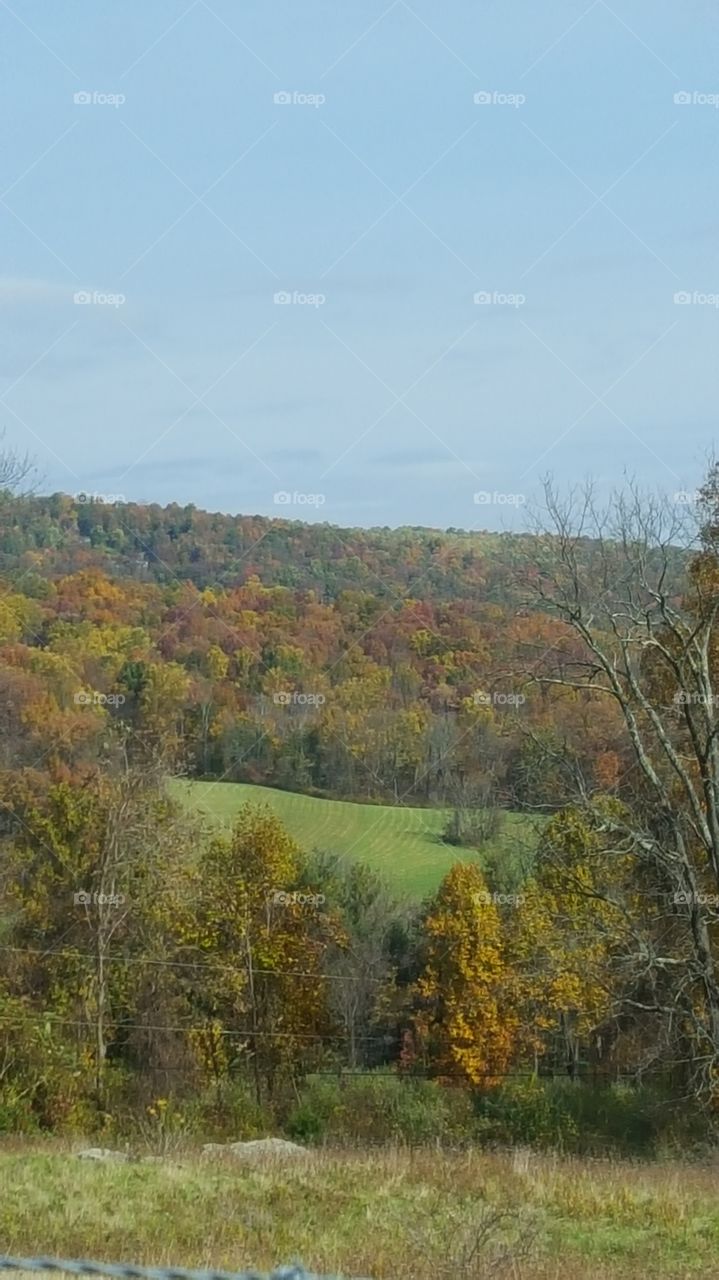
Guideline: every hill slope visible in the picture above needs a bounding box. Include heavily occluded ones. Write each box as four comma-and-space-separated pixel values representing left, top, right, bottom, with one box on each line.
3, 491, 687, 605
171, 779, 540, 898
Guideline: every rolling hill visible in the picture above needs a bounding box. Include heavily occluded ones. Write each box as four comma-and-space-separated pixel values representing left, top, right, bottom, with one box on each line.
171, 779, 541, 898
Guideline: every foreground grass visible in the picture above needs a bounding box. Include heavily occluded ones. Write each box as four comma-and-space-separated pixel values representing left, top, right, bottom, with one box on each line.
0, 1142, 716, 1279
171, 779, 540, 898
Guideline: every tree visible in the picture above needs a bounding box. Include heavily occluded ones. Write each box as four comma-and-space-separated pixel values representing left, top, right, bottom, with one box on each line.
525, 472, 719, 1098
302, 853, 405, 1068
183, 805, 338, 1102
0, 435, 35, 496
415, 862, 518, 1085
441, 775, 502, 849
0, 758, 196, 1106
506, 807, 631, 1078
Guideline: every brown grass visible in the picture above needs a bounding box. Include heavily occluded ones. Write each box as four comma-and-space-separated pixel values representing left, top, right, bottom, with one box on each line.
0, 1141, 717, 1280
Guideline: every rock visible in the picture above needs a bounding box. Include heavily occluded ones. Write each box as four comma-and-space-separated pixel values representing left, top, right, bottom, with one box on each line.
76, 1147, 129, 1162
230, 1137, 308, 1159
202, 1137, 309, 1161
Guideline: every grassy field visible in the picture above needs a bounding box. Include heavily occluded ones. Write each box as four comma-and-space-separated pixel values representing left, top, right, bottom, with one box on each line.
0, 1141, 715, 1279
170, 780, 541, 898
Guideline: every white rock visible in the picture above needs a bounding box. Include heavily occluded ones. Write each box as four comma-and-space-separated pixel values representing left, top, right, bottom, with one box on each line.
76, 1147, 129, 1162
202, 1137, 308, 1161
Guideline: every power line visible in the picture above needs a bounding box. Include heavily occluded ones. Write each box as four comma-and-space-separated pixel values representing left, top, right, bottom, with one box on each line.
0, 1010, 386, 1044
0, 945, 387, 985
0, 998, 689, 1080
0, 1004, 685, 1079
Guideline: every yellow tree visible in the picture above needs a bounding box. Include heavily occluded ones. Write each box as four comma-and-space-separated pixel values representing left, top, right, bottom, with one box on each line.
506, 807, 637, 1077
416, 862, 518, 1085
183, 804, 340, 1101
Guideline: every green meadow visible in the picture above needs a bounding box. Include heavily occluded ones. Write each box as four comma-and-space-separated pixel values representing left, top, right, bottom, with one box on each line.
171, 779, 541, 898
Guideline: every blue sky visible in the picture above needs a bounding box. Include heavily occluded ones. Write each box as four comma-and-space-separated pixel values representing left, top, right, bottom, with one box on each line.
1, 0, 717, 529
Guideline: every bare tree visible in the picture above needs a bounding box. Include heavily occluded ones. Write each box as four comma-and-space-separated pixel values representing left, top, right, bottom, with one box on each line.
62, 754, 191, 1105
78, 788, 132, 1105
0, 434, 35, 495
303, 852, 403, 1069
441, 773, 502, 849
522, 472, 719, 1097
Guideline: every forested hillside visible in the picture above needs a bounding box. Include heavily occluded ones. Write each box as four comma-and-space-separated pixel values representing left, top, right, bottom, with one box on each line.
0, 491, 639, 808
2, 478, 719, 1152
0, 490, 556, 599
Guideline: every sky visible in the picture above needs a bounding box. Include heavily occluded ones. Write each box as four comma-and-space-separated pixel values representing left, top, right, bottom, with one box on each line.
1, 0, 718, 531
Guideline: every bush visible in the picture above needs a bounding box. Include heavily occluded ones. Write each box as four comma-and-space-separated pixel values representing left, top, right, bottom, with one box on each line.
183, 1079, 271, 1141
0, 1086, 40, 1134
442, 807, 501, 849
286, 1072, 475, 1145
473, 1077, 706, 1156
0, 995, 97, 1133
100, 1077, 271, 1147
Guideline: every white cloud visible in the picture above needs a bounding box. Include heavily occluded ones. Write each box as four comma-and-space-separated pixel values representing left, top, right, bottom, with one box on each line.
0, 278, 68, 307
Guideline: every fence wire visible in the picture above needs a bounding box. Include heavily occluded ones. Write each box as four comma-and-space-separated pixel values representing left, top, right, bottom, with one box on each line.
0, 1257, 355, 1280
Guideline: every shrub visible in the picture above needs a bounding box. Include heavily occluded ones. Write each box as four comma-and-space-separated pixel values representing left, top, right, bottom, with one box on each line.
0, 1086, 40, 1134
0, 994, 96, 1133
184, 1079, 271, 1141
441, 806, 501, 849
286, 1072, 475, 1145
473, 1076, 706, 1156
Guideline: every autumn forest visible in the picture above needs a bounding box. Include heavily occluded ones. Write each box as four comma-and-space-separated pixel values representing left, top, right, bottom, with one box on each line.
2, 471, 718, 1152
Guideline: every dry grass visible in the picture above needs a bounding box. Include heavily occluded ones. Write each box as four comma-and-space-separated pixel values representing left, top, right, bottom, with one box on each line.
0, 1140, 717, 1280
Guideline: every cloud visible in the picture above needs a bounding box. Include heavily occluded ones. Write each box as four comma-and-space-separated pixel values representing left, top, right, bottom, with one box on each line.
0, 278, 68, 307
96, 455, 235, 481
270, 446, 323, 463
371, 447, 456, 467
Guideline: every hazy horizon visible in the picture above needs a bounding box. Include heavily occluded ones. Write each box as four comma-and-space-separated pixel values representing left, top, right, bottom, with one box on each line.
2, 1, 716, 530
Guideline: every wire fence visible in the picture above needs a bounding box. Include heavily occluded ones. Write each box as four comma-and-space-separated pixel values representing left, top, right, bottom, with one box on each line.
0, 1257, 360, 1280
